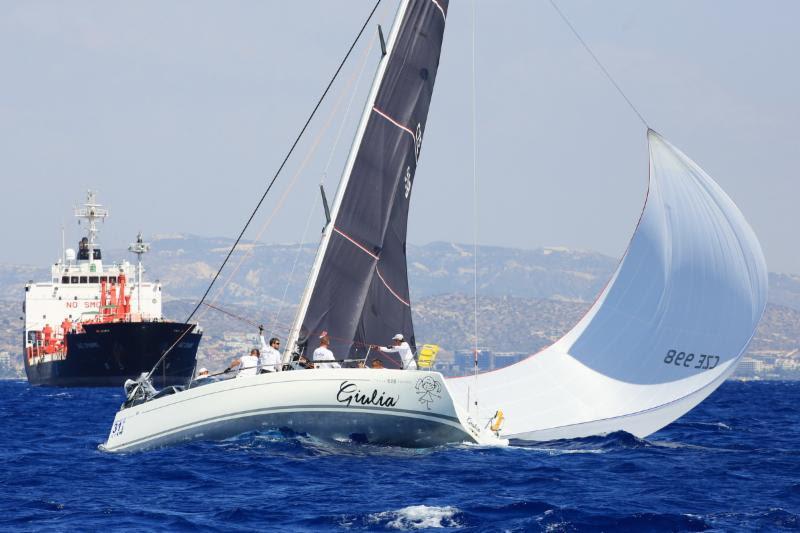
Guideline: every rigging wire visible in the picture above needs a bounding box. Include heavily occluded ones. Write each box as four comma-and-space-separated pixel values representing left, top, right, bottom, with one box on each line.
197, 25, 379, 331
145, 0, 384, 381
548, 0, 650, 129
270, 28, 379, 342
201, 301, 380, 353
471, 0, 480, 407
201, 302, 260, 330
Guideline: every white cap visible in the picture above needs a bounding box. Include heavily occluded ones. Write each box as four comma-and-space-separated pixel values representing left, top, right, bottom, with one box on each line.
198, 367, 208, 374
392, 334, 404, 341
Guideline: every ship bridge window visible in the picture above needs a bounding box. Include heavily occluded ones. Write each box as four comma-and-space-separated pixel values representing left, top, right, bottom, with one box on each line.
94, 249, 102, 260
79, 276, 88, 283
109, 276, 117, 284
89, 276, 99, 283
62, 276, 69, 284
70, 276, 79, 284
100, 276, 108, 283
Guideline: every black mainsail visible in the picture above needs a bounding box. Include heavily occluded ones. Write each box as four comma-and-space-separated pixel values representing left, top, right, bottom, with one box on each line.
287, 0, 448, 363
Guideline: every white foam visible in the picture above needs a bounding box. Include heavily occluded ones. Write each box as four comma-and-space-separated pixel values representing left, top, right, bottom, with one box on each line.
369, 505, 461, 530
513, 446, 606, 456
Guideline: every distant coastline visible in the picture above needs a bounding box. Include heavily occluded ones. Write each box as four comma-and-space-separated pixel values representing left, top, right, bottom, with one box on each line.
2, 237, 797, 382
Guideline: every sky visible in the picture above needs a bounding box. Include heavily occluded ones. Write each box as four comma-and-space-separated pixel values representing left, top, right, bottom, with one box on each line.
1, 1, 798, 274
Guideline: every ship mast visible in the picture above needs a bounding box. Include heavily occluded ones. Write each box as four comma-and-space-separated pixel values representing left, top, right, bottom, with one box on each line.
74, 191, 108, 270
128, 233, 150, 314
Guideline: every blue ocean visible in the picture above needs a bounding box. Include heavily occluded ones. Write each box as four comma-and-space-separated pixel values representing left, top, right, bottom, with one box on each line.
1, 379, 798, 532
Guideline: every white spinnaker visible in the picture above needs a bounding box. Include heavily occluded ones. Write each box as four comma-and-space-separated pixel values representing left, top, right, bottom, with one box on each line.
447, 130, 768, 440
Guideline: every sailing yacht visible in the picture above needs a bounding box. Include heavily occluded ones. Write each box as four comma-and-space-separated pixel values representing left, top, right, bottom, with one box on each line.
102, 0, 767, 453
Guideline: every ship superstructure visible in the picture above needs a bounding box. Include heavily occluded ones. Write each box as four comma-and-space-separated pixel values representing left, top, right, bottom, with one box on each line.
24, 192, 201, 387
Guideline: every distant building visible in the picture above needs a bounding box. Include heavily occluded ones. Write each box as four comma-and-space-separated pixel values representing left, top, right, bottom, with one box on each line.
737, 357, 766, 375
493, 352, 527, 370
454, 349, 493, 372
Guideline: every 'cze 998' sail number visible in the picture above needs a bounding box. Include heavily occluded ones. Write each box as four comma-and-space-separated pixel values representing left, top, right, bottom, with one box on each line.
663, 350, 719, 370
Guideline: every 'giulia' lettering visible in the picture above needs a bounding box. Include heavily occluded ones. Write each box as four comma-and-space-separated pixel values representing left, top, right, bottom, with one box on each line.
337, 381, 398, 408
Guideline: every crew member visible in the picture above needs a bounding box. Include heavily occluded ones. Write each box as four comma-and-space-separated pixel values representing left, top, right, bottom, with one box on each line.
259, 329, 282, 373
42, 324, 53, 352
193, 367, 212, 382
376, 333, 416, 370
60, 318, 72, 339
312, 335, 340, 369
226, 347, 260, 377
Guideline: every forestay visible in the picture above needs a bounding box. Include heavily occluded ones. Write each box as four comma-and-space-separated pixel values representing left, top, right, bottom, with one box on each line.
289, 0, 449, 362
448, 130, 768, 440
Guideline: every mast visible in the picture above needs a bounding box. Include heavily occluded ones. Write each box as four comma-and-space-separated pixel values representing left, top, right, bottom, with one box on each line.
284, 0, 412, 362
74, 190, 108, 269
128, 232, 150, 314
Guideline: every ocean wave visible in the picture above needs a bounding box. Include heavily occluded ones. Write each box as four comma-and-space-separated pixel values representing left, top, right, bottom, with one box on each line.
707, 507, 800, 530
366, 505, 462, 530
3, 380, 800, 531
509, 430, 650, 455
668, 420, 733, 431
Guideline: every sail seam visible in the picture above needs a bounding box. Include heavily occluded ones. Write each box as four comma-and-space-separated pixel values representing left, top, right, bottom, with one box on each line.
376, 266, 411, 307
333, 226, 379, 260
372, 106, 416, 141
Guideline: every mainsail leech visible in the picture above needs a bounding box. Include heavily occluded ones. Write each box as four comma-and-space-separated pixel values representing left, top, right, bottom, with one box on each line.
286, 0, 449, 363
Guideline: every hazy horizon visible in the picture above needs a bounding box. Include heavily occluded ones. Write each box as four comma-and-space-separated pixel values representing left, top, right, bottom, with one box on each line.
2, 1, 798, 273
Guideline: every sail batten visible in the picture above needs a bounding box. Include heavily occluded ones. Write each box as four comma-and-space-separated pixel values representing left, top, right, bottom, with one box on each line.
287, 0, 448, 362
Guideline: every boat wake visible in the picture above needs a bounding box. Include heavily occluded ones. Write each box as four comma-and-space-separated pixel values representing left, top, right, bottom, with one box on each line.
213, 429, 461, 459
510, 430, 651, 455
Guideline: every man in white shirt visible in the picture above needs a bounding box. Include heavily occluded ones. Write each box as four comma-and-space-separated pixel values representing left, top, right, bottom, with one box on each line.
226, 347, 260, 377
312, 335, 340, 369
377, 333, 416, 370
259, 335, 282, 373
191, 367, 214, 385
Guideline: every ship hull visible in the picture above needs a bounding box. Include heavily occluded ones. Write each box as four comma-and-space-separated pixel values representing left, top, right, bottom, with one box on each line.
24, 322, 201, 388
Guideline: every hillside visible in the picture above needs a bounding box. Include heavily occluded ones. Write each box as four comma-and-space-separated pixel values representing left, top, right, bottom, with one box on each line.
1, 236, 797, 379
4, 235, 799, 308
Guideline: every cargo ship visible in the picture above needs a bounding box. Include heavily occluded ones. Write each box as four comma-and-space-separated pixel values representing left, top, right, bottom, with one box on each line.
23, 192, 202, 387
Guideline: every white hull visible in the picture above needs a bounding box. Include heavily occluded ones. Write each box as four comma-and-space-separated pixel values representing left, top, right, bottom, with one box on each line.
103, 369, 505, 453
